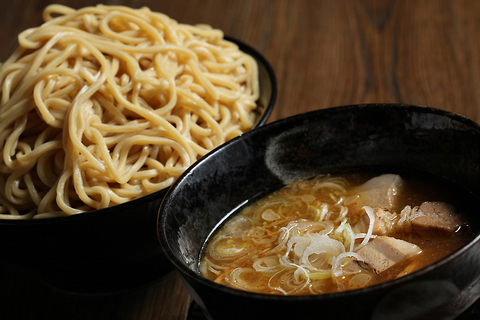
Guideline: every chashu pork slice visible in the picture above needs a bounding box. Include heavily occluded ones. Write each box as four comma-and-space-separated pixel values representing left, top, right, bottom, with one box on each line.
410, 201, 460, 236
356, 236, 422, 274
353, 207, 397, 236
354, 202, 461, 237
350, 174, 403, 213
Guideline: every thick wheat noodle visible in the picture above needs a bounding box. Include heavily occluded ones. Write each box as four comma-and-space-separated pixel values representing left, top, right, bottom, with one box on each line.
0, 4, 260, 219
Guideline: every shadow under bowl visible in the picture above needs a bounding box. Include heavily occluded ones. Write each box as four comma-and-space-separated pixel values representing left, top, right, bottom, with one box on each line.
158, 104, 480, 320
0, 37, 276, 295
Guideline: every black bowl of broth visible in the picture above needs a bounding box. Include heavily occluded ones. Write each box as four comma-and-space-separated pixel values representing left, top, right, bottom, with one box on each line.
0, 34, 276, 294
158, 104, 480, 320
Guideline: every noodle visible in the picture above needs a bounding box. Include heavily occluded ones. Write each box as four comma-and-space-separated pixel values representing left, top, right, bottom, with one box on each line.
0, 4, 260, 219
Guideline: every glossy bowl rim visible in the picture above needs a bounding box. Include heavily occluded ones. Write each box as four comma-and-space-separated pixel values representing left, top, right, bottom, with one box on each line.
158, 103, 480, 302
0, 35, 277, 225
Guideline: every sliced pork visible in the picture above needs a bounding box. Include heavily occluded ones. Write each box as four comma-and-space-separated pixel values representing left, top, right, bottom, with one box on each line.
352, 184, 461, 238
400, 201, 460, 237
353, 207, 396, 236
356, 236, 422, 273
350, 174, 403, 212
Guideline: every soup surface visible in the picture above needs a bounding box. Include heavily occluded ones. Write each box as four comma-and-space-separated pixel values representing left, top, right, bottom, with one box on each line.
200, 171, 474, 295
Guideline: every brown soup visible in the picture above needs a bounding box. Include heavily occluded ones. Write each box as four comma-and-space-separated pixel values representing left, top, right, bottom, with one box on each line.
199, 171, 475, 295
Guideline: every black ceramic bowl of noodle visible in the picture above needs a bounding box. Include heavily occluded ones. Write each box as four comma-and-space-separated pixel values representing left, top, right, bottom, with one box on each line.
158, 104, 480, 320
0, 37, 276, 295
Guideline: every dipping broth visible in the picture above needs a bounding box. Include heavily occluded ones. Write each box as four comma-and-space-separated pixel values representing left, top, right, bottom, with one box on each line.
199, 171, 475, 295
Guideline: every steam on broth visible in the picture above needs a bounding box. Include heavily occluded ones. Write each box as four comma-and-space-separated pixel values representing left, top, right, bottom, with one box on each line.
199, 171, 474, 295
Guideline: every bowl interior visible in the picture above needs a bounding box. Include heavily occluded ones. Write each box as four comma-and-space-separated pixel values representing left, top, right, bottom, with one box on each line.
159, 104, 480, 319
0, 36, 277, 294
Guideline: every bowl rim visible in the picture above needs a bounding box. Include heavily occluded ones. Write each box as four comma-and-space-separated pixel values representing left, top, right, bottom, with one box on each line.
158, 103, 480, 301
0, 35, 277, 225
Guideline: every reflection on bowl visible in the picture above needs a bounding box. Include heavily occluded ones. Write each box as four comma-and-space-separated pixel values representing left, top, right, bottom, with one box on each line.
158, 104, 480, 320
0, 37, 276, 294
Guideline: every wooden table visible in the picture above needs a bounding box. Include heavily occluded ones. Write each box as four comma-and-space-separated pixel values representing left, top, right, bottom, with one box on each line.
2, 0, 480, 319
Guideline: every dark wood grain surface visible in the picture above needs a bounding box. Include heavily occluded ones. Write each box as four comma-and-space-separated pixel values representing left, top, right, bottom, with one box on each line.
2, 1, 480, 319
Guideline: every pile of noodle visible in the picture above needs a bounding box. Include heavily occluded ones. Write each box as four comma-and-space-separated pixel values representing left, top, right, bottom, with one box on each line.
0, 4, 260, 219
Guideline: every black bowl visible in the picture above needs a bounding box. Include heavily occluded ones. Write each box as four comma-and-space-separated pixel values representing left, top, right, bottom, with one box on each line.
0, 37, 276, 295
158, 104, 480, 320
